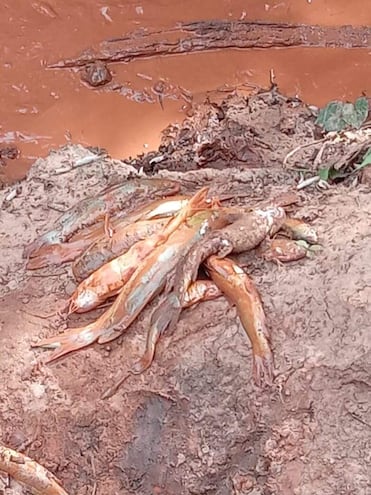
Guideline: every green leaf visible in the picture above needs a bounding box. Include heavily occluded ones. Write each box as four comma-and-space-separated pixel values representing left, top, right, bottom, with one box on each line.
318, 148, 371, 182
315, 101, 345, 132
318, 167, 330, 181
316, 97, 369, 132
354, 148, 371, 171
318, 165, 347, 182
342, 102, 357, 127
354, 97, 369, 126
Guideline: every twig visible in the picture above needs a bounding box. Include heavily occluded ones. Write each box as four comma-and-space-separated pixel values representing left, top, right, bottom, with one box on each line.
283, 138, 327, 167
53, 165, 72, 175
133, 389, 177, 402
101, 371, 178, 401
269, 68, 276, 86
149, 155, 165, 165
218, 193, 252, 201
313, 141, 328, 168
0, 444, 69, 495
136, 72, 153, 81
30, 271, 67, 278
90, 455, 96, 478
17, 419, 42, 453
89, 454, 97, 495
297, 176, 320, 190
47, 203, 69, 213
101, 372, 131, 399
345, 409, 371, 429
4, 189, 18, 202
20, 309, 57, 320
54, 154, 106, 176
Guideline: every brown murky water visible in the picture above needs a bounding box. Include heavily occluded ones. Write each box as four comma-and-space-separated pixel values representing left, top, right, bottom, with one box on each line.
0, 0, 370, 183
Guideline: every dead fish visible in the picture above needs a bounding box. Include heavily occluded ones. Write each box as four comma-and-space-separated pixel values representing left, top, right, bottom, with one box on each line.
24, 178, 180, 258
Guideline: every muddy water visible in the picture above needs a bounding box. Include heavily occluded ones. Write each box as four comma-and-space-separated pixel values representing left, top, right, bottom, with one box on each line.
0, 0, 370, 184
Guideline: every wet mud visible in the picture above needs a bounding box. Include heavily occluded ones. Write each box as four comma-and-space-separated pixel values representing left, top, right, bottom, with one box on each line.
0, 90, 370, 494
0, 1, 370, 184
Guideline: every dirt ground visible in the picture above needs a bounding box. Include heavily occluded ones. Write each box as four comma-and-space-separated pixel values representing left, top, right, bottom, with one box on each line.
0, 91, 370, 495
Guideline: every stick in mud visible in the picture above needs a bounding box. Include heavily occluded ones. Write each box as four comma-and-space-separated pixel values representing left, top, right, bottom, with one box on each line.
0, 444, 69, 495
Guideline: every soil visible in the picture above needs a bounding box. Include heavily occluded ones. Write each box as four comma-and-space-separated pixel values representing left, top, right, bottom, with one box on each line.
1, 91, 371, 495
0, 0, 370, 185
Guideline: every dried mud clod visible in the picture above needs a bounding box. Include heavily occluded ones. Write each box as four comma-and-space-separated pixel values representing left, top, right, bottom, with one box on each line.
0, 89, 370, 495
136, 90, 316, 173
80, 61, 112, 87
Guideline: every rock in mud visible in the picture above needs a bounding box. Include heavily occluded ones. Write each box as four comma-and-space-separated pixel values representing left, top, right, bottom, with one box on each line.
81, 61, 112, 87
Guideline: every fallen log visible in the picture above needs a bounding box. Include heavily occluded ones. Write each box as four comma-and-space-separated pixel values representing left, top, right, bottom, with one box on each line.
49, 20, 371, 69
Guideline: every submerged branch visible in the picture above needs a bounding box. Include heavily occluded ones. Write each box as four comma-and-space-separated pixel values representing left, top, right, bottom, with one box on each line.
48, 20, 371, 68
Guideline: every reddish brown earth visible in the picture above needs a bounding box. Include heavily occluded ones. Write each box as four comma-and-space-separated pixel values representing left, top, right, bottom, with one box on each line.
0, 0, 370, 184
0, 91, 370, 494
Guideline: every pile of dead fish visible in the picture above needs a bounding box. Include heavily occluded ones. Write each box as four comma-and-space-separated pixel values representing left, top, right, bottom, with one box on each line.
24, 178, 321, 385
3, 177, 321, 495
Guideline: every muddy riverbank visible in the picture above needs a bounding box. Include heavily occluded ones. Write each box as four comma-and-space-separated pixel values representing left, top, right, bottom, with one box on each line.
1, 88, 370, 494
0, 0, 370, 184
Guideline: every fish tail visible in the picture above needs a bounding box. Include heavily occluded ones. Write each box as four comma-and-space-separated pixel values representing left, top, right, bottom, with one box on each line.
188, 186, 210, 211
67, 297, 79, 315
23, 230, 62, 259
130, 330, 158, 374
131, 294, 181, 374
32, 324, 101, 363
160, 188, 210, 237
23, 238, 48, 259
26, 241, 87, 269
253, 351, 274, 387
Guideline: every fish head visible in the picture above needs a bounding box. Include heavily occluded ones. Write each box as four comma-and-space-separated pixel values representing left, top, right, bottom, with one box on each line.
69, 289, 101, 313
295, 225, 319, 244
256, 206, 286, 235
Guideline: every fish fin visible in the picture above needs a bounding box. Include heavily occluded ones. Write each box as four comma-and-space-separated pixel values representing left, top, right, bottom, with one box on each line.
97, 328, 122, 344
152, 294, 181, 335
253, 351, 274, 388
